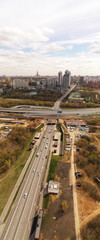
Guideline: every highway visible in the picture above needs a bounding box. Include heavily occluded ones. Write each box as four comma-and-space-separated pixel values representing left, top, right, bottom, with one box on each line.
1, 124, 54, 240
0, 107, 100, 117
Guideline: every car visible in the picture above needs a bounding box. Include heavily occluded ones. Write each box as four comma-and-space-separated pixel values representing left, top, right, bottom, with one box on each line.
24, 193, 27, 199
76, 181, 81, 187
75, 172, 82, 178
31, 141, 35, 145
28, 147, 32, 151
33, 168, 35, 173
37, 172, 40, 176
36, 153, 39, 157
53, 144, 57, 147
45, 145, 47, 149
46, 155, 48, 159
54, 149, 57, 153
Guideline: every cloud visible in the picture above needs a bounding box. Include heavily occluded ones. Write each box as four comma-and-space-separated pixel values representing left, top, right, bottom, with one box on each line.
0, 0, 100, 75
88, 43, 100, 54
0, 26, 54, 49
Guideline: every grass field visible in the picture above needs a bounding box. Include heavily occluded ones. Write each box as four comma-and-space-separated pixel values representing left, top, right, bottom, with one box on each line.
47, 155, 60, 182
0, 124, 44, 215
0, 134, 34, 215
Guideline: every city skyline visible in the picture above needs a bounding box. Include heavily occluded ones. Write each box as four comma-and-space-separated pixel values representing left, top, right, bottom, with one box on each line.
0, 0, 100, 76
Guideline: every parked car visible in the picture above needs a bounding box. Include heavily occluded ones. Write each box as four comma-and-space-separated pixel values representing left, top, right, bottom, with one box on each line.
28, 147, 32, 151
31, 141, 35, 145
53, 144, 57, 147
75, 172, 82, 178
54, 149, 57, 153
76, 181, 81, 187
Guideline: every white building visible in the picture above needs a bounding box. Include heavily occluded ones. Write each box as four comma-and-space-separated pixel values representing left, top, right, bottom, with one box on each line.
12, 78, 29, 89
48, 181, 59, 194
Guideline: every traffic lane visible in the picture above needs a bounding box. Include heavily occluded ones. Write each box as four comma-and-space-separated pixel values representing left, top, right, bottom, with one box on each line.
1, 125, 54, 240
1, 126, 50, 240
13, 128, 53, 239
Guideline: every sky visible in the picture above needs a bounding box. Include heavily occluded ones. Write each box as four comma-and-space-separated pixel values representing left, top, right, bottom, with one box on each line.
0, 0, 100, 76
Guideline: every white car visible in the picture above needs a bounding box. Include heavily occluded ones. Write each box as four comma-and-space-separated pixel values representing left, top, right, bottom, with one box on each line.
24, 193, 27, 199
33, 168, 35, 173
37, 172, 40, 176
45, 145, 47, 149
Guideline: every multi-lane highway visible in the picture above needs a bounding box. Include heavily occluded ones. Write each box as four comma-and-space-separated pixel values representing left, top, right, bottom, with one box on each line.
0, 106, 100, 117
1, 124, 54, 240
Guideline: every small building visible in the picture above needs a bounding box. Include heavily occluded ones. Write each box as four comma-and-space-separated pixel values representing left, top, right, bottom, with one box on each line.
64, 119, 86, 128
12, 78, 29, 89
48, 180, 59, 194
34, 132, 41, 139
53, 133, 58, 141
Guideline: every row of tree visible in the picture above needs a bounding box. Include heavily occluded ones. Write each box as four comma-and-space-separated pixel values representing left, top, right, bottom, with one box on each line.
0, 126, 35, 174
76, 136, 100, 184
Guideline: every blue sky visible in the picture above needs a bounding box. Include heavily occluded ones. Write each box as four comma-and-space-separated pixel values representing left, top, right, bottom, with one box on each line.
0, 0, 100, 76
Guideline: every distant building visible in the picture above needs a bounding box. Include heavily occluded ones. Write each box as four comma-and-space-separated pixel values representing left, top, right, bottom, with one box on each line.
53, 78, 56, 86
12, 78, 29, 89
36, 80, 40, 88
79, 76, 84, 84
47, 79, 51, 86
88, 80, 100, 88
58, 71, 62, 86
42, 79, 46, 87
63, 70, 71, 89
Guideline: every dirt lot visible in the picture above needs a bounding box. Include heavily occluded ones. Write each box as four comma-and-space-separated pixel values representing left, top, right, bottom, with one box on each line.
41, 157, 76, 240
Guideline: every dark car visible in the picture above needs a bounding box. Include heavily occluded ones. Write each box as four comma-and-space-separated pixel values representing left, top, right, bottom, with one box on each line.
53, 144, 57, 147
54, 149, 57, 153
76, 181, 81, 187
31, 141, 35, 145
75, 172, 82, 178
28, 147, 32, 151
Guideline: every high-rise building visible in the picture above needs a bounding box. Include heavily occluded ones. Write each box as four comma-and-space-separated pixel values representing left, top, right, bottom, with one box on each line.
42, 79, 45, 87
79, 76, 84, 84
63, 70, 71, 89
47, 79, 51, 86
58, 71, 62, 86
53, 78, 56, 86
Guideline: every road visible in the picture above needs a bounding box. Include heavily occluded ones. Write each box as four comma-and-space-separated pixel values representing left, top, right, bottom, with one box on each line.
0, 107, 100, 117
71, 132, 81, 240
52, 84, 76, 110
1, 124, 54, 240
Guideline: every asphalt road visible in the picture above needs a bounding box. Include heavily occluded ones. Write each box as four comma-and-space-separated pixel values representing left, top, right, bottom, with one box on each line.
1, 124, 54, 240
0, 107, 100, 117
52, 84, 76, 110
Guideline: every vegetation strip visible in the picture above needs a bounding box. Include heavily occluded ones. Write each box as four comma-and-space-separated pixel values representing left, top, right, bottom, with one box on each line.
4, 147, 37, 222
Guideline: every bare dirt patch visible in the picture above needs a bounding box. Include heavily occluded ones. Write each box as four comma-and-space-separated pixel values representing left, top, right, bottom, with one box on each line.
41, 160, 75, 240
